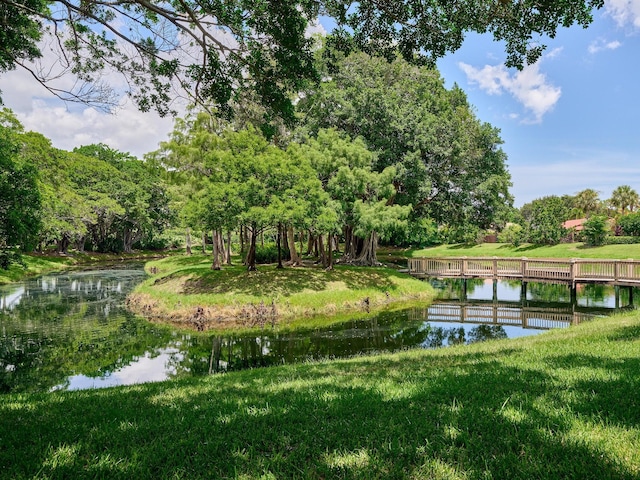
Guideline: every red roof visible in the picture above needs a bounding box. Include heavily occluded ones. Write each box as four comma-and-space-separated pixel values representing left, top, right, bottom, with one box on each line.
562, 218, 586, 231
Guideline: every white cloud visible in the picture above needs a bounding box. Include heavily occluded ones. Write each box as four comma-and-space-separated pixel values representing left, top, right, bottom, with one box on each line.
588, 38, 623, 54
606, 0, 640, 28
458, 60, 561, 123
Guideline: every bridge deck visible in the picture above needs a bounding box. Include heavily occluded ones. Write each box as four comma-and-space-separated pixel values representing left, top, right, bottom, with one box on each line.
408, 257, 640, 287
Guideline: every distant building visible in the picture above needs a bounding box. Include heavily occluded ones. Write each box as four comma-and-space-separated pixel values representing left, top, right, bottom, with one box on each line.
562, 218, 586, 232
562, 218, 586, 243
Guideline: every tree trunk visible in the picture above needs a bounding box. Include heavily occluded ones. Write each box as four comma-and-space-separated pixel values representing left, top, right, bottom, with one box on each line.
343, 225, 357, 262
226, 231, 232, 265
276, 223, 284, 269
353, 231, 379, 266
327, 233, 334, 270
246, 226, 258, 271
286, 225, 301, 266
123, 228, 133, 253
239, 225, 245, 254
306, 232, 315, 255
218, 231, 226, 264
211, 230, 221, 270
76, 235, 85, 253
185, 228, 192, 255
318, 234, 327, 268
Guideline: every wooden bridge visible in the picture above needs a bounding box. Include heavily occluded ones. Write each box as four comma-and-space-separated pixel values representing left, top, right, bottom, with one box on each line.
408, 257, 640, 287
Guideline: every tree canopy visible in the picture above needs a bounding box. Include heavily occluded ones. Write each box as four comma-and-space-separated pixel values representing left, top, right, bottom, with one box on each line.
1, 0, 604, 122
297, 52, 513, 239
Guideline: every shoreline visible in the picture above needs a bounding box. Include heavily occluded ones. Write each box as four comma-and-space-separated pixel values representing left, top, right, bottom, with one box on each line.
127, 255, 435, 332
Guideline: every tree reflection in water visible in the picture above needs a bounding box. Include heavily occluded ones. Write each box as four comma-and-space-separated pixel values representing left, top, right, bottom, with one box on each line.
1, 268, 625, 393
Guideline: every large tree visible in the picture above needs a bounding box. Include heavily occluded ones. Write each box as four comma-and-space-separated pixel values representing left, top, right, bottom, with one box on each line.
0, 110, 41, 264
1, 0, 604, 123
297, 52, 513, 236
294, 128, 410, 265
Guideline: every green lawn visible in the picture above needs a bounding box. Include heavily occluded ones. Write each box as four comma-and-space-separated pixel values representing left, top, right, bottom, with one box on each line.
411, 242, 640, 259
2, 311, 639, 479
0, 250, 174, 285
0, 254, 73, 284
129, 255, 434, 330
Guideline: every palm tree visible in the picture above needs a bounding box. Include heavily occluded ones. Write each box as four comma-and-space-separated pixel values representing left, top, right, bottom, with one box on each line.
573, 188, 601, 217
609, 185, 640, 215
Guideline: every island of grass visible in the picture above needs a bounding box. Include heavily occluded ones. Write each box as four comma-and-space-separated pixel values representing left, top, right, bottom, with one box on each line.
127, 254, 434, 330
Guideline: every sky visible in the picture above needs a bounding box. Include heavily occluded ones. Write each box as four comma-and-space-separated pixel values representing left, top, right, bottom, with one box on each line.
1, 1, 639, 207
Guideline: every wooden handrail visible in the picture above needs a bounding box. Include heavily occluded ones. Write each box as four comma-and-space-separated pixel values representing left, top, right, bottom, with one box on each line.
408, 257, 640, 286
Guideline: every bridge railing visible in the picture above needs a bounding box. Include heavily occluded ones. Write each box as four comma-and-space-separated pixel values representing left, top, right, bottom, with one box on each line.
408, 257, 640, 285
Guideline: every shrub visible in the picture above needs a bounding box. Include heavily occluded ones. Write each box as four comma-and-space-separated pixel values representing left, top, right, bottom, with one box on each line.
582, 215, 609, 246
605, 236, 640, 245
618, 212, 640, 236
251, 243, 290, 264
497, 224, 524, 246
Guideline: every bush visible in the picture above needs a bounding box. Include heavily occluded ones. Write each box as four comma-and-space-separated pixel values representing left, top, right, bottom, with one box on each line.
605, 236, 640, 245
618, 212, 640, 236
251, 243, 290, 264
497, 224, 524, 246
582, 215, 609, 246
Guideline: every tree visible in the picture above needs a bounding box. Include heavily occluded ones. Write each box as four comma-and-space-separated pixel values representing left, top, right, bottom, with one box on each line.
572, 188, 602, 218
0, 113, 41, 265
618, 212, 640, 236
582, 215, 609, 246
297, 52, 513, 237
609, 185, 639, 216
521, 196, 568, 245
294, 128, 409, 265
76, 144, 173, 252
2, 0, 604, 123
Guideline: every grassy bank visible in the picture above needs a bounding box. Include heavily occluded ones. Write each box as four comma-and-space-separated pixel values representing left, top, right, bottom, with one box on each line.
128, 255, 434, 330
0, 250, 172, 285
411, 242, 640, 259
2, 311, 639, 479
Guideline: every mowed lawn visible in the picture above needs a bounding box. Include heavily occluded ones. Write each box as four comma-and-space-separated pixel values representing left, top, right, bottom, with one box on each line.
1, 311, 639, 479
411, 242, 640, 259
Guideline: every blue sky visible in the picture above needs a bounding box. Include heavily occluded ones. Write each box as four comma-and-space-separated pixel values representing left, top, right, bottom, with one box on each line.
434, 3, 640, 206
1, 2, 639, 207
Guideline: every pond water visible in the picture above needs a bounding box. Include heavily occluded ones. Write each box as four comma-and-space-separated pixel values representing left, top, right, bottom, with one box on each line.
0, 264, 633, 393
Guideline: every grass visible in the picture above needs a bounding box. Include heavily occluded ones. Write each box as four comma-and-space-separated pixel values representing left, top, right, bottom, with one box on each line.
0, 254, 74, 284
1, 311, 639, 479
410, 242, 640, 259
128, 255, 435, 330
0, 250, 173, 285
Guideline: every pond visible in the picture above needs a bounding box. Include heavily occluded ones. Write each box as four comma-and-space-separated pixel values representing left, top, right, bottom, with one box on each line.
0, 264, 633, 393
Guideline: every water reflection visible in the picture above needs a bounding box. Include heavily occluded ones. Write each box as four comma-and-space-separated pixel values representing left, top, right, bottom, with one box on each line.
1, 267, 634, 393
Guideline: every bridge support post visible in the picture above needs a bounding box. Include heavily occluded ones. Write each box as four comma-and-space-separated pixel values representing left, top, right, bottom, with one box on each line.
629, 287, 634, 307
615, 286, 620, 309
462, 279, 468, 301
570, 284, 577, 304
520, 281, 527, 302
492, 279, 498, 302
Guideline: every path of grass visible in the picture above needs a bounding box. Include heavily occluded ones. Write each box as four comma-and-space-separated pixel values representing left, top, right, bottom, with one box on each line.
128, 255, 434, 330
1, 311, 639, 479
411, 242, 640, 259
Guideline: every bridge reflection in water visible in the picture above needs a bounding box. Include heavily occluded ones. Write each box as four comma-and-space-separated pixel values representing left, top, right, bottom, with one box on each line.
420, 278, 632, 331
411, 299, 607, 331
